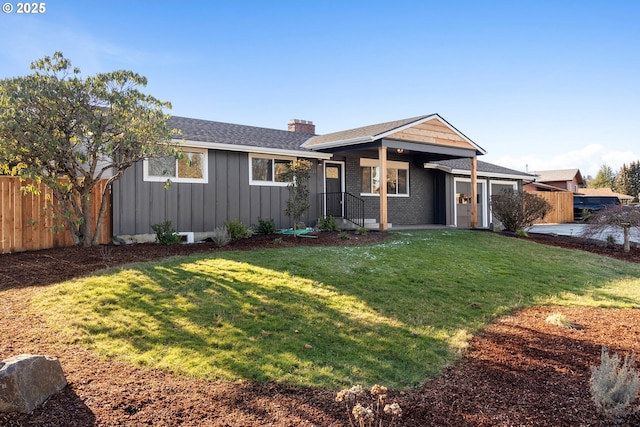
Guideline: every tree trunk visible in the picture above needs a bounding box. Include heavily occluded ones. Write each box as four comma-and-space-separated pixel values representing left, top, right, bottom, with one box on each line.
623, 225, 630, 253
81, 192, 93, 247
92, 181, 112, 246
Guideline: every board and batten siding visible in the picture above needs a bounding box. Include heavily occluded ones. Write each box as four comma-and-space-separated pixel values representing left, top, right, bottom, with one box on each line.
112, 150, 323, 236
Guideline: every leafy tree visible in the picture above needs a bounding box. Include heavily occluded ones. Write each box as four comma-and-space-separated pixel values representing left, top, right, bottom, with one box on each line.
582, 206, 640, 253
613, 161, 640, 202
490, 189, 551, 233
0, 52, 178, 246
284, 159, 312, 237
589, 164, 615, 189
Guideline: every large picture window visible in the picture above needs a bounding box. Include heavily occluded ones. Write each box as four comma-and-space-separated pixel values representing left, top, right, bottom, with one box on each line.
360, 158, 409, 196
249, 154, 294, 186
144, 148, 208, 183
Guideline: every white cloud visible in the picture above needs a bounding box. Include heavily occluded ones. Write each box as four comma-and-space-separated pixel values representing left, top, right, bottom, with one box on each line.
491, 144, 638, 178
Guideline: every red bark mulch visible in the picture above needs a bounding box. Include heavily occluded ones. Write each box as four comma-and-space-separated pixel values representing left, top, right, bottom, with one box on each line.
1, 230, 639, 426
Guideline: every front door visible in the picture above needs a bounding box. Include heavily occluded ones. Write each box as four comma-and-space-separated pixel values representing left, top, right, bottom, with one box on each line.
325, 163, 343, 217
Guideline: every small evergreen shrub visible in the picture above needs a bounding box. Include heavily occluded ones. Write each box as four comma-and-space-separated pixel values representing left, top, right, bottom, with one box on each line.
590, 346, 640, 421
225, 219, 252, 239
339, 231, 350, 240
355, 226, 368, 236
256, 217, 277, 235
151, 221, 182, 245
317, 216, 339, 232
211, 227, 231, 247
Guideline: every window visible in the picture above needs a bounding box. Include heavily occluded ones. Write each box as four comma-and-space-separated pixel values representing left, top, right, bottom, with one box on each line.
249, 154, 294, 186
144, 148, 208, 183
360, 158, 409, 196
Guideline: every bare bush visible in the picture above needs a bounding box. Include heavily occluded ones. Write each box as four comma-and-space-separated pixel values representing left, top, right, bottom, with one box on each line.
582, 206, 640, 252
490, 189, 551, 232
590, 346, 640, 421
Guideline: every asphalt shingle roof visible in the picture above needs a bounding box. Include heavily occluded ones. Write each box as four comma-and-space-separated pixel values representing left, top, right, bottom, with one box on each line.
168, 116, 315, 151
303, 115, 434, 147
529, 169, 583, 183
433, 158, 532, 177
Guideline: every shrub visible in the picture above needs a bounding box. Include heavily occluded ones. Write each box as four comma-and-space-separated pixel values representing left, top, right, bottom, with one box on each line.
590, 346, 640, 421
490, 189, 551, 233
355, 226, 368, 236
544, 313, 578, 329
339, 231, 350, 240
317, 215, 339, 232
211, 227, 231, 247
256, 217, 277, 235
336, 384, 402, 427
151, 221, 182, 245
225, 219, 252, 239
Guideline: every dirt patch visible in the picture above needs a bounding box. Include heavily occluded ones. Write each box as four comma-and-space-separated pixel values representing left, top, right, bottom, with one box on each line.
1, 230, 639, 426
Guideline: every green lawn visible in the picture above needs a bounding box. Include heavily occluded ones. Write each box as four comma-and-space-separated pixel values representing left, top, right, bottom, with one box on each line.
32, 230, 640, 389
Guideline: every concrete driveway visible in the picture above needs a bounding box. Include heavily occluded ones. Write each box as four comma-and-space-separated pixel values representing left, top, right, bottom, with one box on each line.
529, 223, 640, 245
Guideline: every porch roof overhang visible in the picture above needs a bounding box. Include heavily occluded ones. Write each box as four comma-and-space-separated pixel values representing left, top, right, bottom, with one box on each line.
302, 114, 487, 158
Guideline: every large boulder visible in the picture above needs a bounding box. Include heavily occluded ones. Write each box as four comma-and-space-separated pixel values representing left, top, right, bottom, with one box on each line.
0, 354, 67, 414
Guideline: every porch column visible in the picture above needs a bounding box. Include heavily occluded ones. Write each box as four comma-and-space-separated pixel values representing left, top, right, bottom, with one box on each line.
470, 156, 478, 228
379, 146, 388, 231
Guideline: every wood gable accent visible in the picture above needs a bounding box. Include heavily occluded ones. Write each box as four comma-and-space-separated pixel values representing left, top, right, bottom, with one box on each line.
385, 117, 477, 151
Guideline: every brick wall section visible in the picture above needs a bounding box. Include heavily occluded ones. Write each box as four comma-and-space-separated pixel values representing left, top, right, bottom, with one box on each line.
343, 154, 435, 225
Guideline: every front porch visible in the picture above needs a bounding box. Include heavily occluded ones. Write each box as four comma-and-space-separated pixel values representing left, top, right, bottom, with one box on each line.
305, 114, 486, 231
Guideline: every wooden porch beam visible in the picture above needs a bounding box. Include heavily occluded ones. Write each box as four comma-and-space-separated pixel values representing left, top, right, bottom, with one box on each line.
379, 146, 388, 231
470, 156, 478, 228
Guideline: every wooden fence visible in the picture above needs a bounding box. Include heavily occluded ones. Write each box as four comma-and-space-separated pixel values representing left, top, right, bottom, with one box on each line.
530, 191, 574, 224
0, 177, 111, 254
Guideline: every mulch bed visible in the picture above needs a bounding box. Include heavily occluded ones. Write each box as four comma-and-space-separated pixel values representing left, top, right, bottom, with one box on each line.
1, 230, 639, 426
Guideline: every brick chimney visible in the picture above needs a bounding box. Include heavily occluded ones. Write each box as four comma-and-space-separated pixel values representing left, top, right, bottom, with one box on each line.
288, 119, 315, 134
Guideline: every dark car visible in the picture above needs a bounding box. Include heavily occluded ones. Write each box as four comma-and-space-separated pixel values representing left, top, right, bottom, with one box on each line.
573, 195, 621, 221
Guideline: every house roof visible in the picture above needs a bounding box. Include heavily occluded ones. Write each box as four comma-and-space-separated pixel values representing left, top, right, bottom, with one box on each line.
167, 116, 333, 159
302, 114, 486, 155
167, 114, 487, 161
530, 169, 584, 185
168, 116, 314, 151
427, 158, 533, 180
577, 187, 634, 200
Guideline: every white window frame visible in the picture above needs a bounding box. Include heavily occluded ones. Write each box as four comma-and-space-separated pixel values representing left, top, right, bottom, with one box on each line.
249, 153, 296, 186
359, 158, 409, 197
143, 147, 208, 184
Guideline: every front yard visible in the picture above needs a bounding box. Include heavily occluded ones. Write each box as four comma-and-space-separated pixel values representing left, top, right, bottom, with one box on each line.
2, 229, 640, 426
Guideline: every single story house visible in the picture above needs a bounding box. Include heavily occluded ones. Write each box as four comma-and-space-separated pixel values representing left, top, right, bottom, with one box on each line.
525, 169, 584, 193
112, 114, 532, 240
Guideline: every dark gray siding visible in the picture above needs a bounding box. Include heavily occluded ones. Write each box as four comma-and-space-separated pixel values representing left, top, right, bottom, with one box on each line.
341, 152, 442, 225
112, 150, 323, 235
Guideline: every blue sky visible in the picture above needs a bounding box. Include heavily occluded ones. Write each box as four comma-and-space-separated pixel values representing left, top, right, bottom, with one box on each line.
1, 0, 638, 178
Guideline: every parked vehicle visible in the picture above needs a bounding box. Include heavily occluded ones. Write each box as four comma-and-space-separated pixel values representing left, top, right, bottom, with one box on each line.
573, 195, 621, 221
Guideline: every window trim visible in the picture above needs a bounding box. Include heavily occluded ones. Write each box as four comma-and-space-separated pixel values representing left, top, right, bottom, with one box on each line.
359, 158, 410, 197
249, 153, 296, 186
143, 147, 208, 184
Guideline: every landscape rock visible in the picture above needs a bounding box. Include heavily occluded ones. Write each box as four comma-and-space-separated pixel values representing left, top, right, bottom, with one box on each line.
0, 354, 67, 414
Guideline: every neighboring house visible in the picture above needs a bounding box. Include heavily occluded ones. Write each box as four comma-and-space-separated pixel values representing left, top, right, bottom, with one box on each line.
525, 169, 584, 192
112, 114, 531, 240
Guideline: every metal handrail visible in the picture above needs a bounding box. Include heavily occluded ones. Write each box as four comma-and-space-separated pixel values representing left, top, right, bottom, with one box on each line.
319, 192, 364, 228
